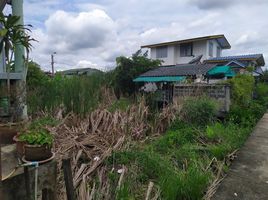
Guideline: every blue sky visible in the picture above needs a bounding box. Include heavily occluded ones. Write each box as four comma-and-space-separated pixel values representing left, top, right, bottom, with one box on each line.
4, 0, 268, 71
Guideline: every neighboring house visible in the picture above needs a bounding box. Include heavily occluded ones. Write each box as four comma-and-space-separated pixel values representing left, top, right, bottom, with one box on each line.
60, 67, 101, 77
204, 54, 265, 76
134, 34, 265, 109
134, 63, 231, 111
141, 35, 231, 65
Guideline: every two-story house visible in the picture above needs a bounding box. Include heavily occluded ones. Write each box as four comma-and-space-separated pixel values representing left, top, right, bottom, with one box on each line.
141, 35, 231, 66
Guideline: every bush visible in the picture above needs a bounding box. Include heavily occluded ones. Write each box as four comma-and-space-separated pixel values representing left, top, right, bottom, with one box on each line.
181, 96, 218, 126
228, 101, 265, 126
255, 82, 268, 106
227, 74, 254, 107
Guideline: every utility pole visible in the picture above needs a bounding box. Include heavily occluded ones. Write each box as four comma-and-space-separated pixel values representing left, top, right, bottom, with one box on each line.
12, 0, 27, 120
51, 52, 56, 77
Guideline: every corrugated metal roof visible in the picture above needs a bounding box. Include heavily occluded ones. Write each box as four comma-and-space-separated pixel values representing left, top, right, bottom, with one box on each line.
205, 54, 265, 66
133, 76, 186, 82
206, 54, 262, 61
141, 34, 231, 49
139, 64, 217, 77
207, 66, 235, 77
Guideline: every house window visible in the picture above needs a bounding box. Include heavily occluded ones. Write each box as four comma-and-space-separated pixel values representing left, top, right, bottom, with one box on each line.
209, 42, 213, 57
156, 46, 168, 58
217, 46, 221, 57
180, 43, 193, 57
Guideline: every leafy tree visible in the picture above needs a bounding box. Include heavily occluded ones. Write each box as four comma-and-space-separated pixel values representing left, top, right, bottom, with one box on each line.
26, 61, 49, 90
112, 50, 161, 97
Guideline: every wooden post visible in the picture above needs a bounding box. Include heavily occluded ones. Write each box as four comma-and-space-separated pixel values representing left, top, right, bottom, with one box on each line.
24, 166, 32, 200
42, 188, 55, 200
63, 158, 76, 200
0, 143, 2, 199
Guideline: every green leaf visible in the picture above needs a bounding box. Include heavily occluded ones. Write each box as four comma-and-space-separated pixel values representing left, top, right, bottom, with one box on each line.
0, 29, 8, 37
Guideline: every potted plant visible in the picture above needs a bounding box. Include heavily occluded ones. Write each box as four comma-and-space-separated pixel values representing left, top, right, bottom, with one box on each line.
17, 129, 53, 161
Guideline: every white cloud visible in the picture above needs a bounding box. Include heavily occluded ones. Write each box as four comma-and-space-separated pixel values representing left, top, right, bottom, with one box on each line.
26, 0, 268, 70
30, 9, 119, 71
45, 9, 116, 52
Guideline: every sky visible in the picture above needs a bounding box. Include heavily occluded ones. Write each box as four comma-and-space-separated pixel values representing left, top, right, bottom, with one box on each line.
5, 0, 268, 71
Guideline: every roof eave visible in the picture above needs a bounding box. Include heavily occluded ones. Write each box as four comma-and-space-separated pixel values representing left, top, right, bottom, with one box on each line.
141, 34, 230, 49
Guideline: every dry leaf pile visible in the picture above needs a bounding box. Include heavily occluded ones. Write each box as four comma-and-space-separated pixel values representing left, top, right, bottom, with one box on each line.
48, 99, 181, 199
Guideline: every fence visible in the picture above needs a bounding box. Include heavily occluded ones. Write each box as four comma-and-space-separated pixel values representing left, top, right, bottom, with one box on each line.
173, 84, 231, 112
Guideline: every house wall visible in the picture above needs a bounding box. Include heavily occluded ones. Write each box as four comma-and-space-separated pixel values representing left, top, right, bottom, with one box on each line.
175, 40, 208, 64
207, 39, 222, 58
151, 45, 176, 66
150, 39, 223, 66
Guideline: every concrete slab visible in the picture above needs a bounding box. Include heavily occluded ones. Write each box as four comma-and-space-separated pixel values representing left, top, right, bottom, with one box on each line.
1, 144, 23, 178
212, 113, 268, 200
1, 144, 57, 200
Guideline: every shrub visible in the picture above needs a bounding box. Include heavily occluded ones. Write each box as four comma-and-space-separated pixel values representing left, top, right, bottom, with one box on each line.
255, 82, 268, 106
227, 74, 254, 107
228, 101, 265, 126
181, 96, 218, 126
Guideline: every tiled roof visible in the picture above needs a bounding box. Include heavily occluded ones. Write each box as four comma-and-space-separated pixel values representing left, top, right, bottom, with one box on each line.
139, 64, 217, 77
205, 54, 265, 66
206, 54, 262, 61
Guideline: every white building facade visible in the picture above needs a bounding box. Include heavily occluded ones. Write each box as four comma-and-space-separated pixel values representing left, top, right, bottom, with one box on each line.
142, 35, 231, 66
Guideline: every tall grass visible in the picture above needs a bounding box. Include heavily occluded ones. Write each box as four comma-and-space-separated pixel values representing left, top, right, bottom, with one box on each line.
27, 72, 105, 115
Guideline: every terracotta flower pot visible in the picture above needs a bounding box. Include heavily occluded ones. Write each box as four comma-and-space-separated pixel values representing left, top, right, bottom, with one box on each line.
24, 144, 52, 161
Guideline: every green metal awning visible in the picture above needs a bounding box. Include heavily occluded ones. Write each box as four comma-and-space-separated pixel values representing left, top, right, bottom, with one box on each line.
133, 76, 186, 82
207, 65, 236, 77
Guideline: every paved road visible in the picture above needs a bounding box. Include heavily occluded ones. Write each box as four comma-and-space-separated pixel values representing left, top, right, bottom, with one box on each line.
212, 113, 268, 200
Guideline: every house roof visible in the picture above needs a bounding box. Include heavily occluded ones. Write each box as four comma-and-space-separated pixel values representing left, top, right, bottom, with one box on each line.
207, 66, 236, 77
141, 34, 231, 49
226, 60, 246, 68
133, 76, 186, 82
138, 64, 217, 77
205, 54, 265, 66
61, 67, 101, 75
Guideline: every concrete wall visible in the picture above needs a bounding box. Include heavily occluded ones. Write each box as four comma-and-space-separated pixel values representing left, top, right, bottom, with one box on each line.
173, 84, 231, 112
150, 39, 223, 66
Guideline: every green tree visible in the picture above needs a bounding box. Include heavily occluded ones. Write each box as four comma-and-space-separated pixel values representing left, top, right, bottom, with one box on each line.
112, 50, 161, 97
26, 61, 49, 90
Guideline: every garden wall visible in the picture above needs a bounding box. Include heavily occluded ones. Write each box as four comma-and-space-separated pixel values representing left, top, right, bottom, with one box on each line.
173, 84, 231, 112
